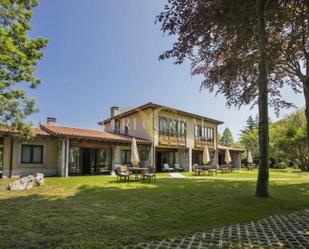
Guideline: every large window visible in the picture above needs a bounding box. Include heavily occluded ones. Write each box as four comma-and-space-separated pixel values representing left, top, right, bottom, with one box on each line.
159, 116, 186, 138
121, 150, 131, 164
21, 145, 43, 164
195, 125, 214, 143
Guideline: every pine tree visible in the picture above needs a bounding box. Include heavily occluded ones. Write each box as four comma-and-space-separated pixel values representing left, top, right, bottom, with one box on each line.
220, 128, 234, 146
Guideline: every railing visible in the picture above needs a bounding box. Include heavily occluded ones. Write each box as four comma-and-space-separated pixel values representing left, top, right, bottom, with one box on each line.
194, 140, 214, 149
159, 135, 186, 147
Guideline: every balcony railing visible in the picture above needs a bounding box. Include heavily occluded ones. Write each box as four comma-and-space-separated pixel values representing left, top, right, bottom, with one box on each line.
194, 139, 214, 149
159, 135, 186, 147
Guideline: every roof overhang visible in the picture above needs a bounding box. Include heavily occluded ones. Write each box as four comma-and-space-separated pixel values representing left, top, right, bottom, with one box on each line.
100, 102, 224, 125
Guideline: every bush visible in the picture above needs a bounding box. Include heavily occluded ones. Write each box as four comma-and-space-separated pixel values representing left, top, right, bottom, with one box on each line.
273, 162, 287, 169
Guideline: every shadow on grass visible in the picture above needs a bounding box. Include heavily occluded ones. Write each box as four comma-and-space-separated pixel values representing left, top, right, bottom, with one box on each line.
0, 178, 309, 249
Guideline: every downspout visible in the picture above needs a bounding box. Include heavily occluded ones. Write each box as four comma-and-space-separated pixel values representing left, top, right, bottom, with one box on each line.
9, 137, 13, 178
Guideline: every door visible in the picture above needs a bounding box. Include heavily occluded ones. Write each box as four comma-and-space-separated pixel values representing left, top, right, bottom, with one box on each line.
82, 148, 91, 175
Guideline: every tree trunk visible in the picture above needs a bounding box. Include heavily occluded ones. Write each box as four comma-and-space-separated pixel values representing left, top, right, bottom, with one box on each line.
255, 0, 270, 198
304, 74, 309, 159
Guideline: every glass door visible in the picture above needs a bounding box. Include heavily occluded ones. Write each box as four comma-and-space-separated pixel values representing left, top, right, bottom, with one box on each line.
69, 147, 81, 175
97, 149, 112, 174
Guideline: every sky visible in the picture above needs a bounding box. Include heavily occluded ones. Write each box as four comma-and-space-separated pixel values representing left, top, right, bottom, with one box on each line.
27, 0, 305, 141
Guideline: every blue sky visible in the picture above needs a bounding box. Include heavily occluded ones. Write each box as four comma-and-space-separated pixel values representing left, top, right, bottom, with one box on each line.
28, 0, 304, 140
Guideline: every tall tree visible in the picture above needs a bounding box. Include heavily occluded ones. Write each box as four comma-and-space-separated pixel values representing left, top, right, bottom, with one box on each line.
255, 0, 269, 197
156, 0, 281, 197
220, 128, 234, 146
0, 0, 48, 138
241, 115, 258, 135
270, 1, 309, 156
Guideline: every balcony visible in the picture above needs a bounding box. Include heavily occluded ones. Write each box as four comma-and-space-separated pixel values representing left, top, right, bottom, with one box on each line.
159, 135, 186, 147
194, 139, 214, 149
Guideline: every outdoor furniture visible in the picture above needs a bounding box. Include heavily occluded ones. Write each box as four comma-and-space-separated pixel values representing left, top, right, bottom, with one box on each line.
247, 163, 256, 170
208, 165, 218, 176
115, 165, 130, 181
142, 167, 156, 182
174, 163, 184, 172
219, 164, 229, 173
193, 164, 204, 176
231, 165, 240, 172
162, 163, 174, 172
129, 167, 147, 181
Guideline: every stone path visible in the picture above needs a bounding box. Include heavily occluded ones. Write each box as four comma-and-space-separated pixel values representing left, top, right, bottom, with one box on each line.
169, 173, 186, 178
125, 209, 309, 249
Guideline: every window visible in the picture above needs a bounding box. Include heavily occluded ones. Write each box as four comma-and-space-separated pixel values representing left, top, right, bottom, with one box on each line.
159, 117, 169, 135
139, 150, 149, 161
179, 121, 186, 138
195, 125, 214, 143
159, 116, 186, 137
21, 145, 43, 164
124, 126, 129, 135
114, 119, 120, 133
121, 150, 131, 164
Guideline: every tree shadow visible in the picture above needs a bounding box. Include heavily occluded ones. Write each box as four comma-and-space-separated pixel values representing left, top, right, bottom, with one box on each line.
0, 178, 308, 249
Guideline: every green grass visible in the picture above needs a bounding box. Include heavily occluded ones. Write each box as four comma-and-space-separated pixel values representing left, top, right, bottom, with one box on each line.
0, 169, 308, 248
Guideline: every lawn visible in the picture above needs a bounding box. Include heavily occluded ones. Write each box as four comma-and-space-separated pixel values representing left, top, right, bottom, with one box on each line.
0, 169, 308, 249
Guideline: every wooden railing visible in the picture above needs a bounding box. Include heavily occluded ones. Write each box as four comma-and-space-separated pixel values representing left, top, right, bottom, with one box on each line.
194, 140, 214, 149
159, 135, 186, 147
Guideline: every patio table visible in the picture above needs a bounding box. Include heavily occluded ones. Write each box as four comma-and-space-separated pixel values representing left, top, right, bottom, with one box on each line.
128, 167, 147, 181
247, 163, 255, 170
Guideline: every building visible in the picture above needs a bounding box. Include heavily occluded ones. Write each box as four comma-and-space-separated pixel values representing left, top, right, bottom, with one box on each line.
0, 102, 244, 178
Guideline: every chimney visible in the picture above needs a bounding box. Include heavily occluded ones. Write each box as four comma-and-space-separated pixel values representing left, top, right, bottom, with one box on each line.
110, 106, 119, 118
47, 117, 57, 125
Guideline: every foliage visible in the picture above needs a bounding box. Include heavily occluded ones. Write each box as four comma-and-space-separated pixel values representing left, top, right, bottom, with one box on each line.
240, 116, 258, 135
272, 1, 309, 152
220, 128, 234, 146
0, 0, 48, 138
270, 110, 308, 171
0, 171, 308, 248
240, 110, 309, 171
156, 0, 293, 111
240, 129, 259, 160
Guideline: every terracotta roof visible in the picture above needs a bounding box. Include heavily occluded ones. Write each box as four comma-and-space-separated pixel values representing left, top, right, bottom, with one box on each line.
100, 102, 224, 125
0, 126, 49, 136
40, 124, 151, 144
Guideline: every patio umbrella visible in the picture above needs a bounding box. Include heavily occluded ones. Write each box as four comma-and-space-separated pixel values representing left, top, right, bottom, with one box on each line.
130, 138, 140, 167
224, 148, 232, 164
247, 151, 253, 164
202, 145, 210, 165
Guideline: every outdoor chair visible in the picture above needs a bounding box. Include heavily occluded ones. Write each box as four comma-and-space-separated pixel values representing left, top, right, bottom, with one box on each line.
115, 165, 130, 181
142, 167, 156, 182
162, 163, 174, 172
219, 164, 229, 173
208, 165, 218, 176
174, 163, 184, 172
193, 164, 204, 176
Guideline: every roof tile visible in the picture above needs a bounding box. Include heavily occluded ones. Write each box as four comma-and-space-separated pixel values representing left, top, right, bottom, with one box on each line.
40, 124, 151, 144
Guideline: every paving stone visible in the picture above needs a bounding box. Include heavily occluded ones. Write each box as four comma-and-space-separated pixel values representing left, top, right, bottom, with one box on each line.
125, 209, 309, 249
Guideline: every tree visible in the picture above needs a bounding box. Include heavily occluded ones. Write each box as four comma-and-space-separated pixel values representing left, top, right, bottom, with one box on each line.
156, 0, 282, 197
270, 1, 309, 157
0, 0, 48, 138
271, 110, 308, 171
241, 115, 258, 135
220, 128, 234, 146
